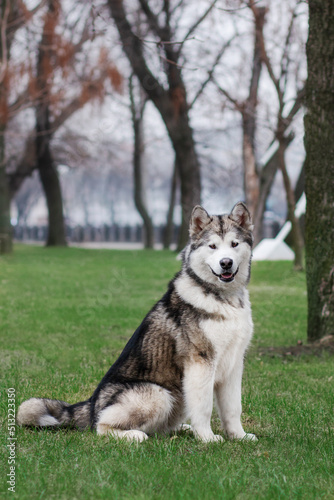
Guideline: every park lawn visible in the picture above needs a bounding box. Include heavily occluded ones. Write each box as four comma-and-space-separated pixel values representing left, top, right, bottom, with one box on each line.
0, 245, 333, 500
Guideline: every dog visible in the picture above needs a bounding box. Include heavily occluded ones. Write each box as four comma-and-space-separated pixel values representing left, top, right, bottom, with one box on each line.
17, 202, 257, 443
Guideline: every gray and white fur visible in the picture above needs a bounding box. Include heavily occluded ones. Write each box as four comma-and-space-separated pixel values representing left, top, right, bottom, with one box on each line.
17, 202, 257, 443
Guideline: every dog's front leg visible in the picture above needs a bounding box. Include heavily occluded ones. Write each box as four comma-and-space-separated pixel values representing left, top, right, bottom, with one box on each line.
183, 361, 224, 442
214, 358, 257, 441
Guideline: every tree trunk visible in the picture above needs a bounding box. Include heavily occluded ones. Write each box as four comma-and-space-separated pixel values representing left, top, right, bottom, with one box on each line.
163, 159, 179, 249
129, 76, 154, 249
304, 0, 334, 341
278, 140, 304, 271
132, 116, 154, 249
241, 6, 266, 240
0, 129, 12, 253
8, 135, 36, 198
165, 114, 201, 251
36, 134, 67, 247
0, 1, 12, 254
242, 116, 260, 220
140, 87, 200, 251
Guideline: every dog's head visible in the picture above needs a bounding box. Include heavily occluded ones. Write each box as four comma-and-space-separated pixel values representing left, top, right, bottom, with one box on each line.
186, 202, 254, 289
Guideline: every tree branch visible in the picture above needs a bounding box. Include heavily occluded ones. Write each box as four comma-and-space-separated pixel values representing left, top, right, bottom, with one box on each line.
8, 88, 31, 116
6, 0, 46, 39
129, 73, 147, 123
213, 77, 243, 111
176, 0, 218, 58
107, 0, 166, 104
138, 0, 166, 40
259, 87, 304, 179
279, 1, 305, 95
189, 35, 236, 109
252, 2, 283, 107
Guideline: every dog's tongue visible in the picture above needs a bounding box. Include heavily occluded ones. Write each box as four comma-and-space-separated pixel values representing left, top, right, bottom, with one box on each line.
221, 272, 232, 279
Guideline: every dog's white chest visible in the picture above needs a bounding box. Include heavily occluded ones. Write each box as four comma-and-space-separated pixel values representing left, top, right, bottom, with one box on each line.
199, 297, 253, 380
202, 306, 252, 347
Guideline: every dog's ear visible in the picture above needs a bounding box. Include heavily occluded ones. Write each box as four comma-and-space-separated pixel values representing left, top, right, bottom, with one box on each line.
229, 202, 254, 231
189, 206, 212, 236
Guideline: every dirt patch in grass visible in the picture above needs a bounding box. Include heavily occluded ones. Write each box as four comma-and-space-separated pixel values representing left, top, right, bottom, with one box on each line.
259, 335, 334, 357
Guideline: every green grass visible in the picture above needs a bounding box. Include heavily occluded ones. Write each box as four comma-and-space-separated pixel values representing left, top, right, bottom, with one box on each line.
0, 245, 333, 499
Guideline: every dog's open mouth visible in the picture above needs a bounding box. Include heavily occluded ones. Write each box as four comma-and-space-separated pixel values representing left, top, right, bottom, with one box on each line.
211, 267, 239, 283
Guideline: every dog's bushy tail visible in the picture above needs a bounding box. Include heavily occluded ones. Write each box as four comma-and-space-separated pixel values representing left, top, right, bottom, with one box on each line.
17, 397, 90, 429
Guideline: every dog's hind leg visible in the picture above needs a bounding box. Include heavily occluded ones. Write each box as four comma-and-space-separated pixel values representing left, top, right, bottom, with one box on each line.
95, 383, 174, 442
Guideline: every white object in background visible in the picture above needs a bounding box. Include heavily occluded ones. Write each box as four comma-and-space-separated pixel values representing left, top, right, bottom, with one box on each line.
294, 192, 306, 217
252, 236, 295, 261
252, 193, 306, 261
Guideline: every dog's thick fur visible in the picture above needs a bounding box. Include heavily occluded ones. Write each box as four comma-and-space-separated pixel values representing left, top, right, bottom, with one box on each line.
17, 202, 257, 443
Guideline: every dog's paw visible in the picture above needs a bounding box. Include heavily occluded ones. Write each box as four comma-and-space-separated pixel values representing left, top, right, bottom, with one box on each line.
242, 433, 258, 442
122, 430, 149, 443
212, 434, 225, 443
209, 434, 225, 443
229, 432, 258, 442
178, 424, 193, 432
198, 433, 224, 443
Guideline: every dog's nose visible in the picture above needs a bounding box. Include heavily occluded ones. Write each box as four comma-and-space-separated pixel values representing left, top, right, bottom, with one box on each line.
220, 258, 233, 270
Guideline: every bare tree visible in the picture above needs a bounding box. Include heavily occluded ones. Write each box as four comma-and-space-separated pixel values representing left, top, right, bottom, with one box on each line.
35, 0, 67, 246
214, 0, 306, 246
0, 0, 43, 253
255, 0, 304, 267
163, 158, 178, 249
6, 0, 122, 246
108, 0, 212, 249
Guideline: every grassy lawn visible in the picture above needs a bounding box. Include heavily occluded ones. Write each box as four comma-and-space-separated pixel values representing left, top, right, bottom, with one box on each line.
0, 245, 333, 499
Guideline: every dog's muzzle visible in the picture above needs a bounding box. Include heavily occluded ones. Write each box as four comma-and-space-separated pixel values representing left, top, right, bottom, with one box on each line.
211, 266, 239, 283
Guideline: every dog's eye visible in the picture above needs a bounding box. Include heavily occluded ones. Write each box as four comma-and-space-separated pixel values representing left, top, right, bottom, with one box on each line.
209, 244, 217, 250
231, 241, 239, 248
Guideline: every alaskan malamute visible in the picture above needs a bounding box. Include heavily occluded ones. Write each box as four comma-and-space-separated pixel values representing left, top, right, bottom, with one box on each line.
18, 202, 257, 442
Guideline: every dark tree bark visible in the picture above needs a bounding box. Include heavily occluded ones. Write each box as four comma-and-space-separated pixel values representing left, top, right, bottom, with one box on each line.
163, 159, 179, 249
0, 46, 11, 252
108, 0, 201, 250
8, 136, 36, 197
304, 0, 334, 341
0, 0, 15, 254
0, 130, 12, 253
36, 133, 66, 247
35, 0, 66, 247
129, 76, 154, 249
